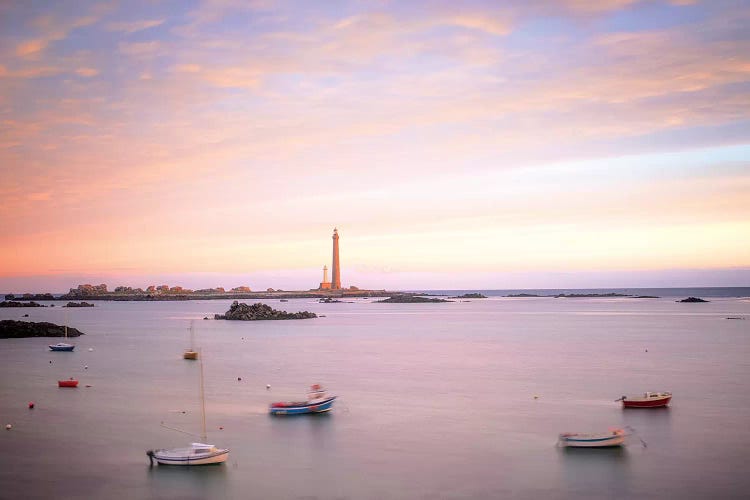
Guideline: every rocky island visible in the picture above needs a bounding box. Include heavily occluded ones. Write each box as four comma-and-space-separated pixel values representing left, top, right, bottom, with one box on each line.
214, 301, 317, 320
377, 295, 452, 303
452, 293, 487, 299
0, 320, 84, 339
678, 297, 709, 303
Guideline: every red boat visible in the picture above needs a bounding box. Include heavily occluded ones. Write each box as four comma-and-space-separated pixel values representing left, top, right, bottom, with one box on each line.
58, 378, 79, 388
618, 391, 671, 408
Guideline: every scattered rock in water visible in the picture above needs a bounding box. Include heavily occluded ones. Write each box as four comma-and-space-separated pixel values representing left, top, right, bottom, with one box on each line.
451, 293, 487, 299
214, 301, 317, 321
677, 297, 709, 303
64, 301, 94, 307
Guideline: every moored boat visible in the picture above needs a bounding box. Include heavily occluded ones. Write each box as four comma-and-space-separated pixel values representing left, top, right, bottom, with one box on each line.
148, 348, 229, 466
269, 384, 337, 415
58, 378, 79, 388
148, 443, 229, 466
49, 342, 75, 352
617, 391, 671, 408
183, 321, 198, 360
558, 429, 626, 448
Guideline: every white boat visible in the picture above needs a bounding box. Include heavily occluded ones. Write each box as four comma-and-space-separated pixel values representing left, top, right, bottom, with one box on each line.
148, 348, 228, 466
49, 317, 75, 351
558, 428, 626, 448
147, 443, 228, 465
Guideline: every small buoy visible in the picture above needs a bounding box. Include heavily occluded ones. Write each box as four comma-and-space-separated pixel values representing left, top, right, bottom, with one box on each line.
237, 377, 242, 381
533, 395, 539, 400
88, 348, 94, 352
645, 349, 648, 352
5, 424, 11, 430
49, 360, 52, 364
266, 384, 271, 390
219, 426, 223, 430
84, 365, 88, 370
28, 402, 35, 409
85, 384, 92, 388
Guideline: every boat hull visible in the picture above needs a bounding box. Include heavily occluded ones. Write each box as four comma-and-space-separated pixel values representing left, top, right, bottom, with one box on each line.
623, 396, 671, 408
58, 380, 79, 388
49, 344, 75, 351
269, 396, 336, 415
183, 351, 198, 360
152, 448, 229, 466
621, 392, 671, 408
559, 431, 626, 448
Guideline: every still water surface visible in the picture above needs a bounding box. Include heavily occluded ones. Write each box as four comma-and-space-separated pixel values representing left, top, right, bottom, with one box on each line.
1, 295, 749, 499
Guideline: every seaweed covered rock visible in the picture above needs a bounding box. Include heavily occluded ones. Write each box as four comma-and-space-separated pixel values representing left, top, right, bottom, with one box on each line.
215, 301, 317, 320
0, 320, 84, 339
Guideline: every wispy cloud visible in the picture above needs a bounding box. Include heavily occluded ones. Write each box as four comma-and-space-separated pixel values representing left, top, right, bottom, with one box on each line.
105, 19, 165, 34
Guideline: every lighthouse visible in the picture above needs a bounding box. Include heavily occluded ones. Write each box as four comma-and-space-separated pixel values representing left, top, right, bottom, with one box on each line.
331, 228, 341, 290
319, 265, 331, 290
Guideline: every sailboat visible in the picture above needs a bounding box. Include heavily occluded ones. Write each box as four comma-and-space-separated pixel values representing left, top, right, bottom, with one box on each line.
183, 321, 198, 360
49, 311, 75, 351
147, 349, 229, 466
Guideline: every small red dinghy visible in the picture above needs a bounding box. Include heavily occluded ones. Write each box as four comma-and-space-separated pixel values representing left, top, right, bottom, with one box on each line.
58, 378, 79, 388
617, 391, 671, 408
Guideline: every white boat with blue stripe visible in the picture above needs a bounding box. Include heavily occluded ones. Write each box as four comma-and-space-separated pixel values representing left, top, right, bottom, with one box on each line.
269, 384, 337, 415
558, 428, 626, 448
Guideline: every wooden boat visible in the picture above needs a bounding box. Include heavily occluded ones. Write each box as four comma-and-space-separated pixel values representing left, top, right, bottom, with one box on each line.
58, 378, 79, 388
183, 321, 198, 360
148, 349, 228, 466
269, 384, 337, 415
558, 429, 626, 448
617, 391, 671, 408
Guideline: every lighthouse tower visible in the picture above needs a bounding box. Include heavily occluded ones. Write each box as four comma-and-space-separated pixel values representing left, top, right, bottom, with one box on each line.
331, 228, 341, 290
319, 265, 331, 290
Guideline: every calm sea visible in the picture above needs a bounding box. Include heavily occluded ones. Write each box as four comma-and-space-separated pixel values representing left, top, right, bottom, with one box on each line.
1, 291, 749, 499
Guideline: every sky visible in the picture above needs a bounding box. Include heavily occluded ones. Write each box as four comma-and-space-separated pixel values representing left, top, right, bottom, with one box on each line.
1, 0, 749, 292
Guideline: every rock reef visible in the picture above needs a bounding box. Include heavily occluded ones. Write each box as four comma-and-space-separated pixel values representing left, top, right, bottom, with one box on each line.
678, 297, 709, 303
452, 293, 487, 299
214, 301, 317, 320
64, 301, 95, 307
0, 320, 84, 339
377, 295, 452, 303
0, 301, 46, 308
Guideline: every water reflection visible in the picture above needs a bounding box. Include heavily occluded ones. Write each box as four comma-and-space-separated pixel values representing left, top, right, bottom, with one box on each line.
558, 446, 632, 496
147, 462, 228, 498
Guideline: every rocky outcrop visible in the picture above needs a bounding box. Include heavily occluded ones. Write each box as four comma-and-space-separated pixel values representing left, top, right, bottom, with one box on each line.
452, 293, 487, 299
64, 301, 95, 307
214, 301, 317, 320
377, 295, 452, 303
0, 301, 46, 308
0, 320, 84, 339
678, 297, 709, 303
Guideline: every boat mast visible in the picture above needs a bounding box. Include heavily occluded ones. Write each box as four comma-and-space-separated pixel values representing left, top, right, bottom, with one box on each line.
199, 347, 207, 443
